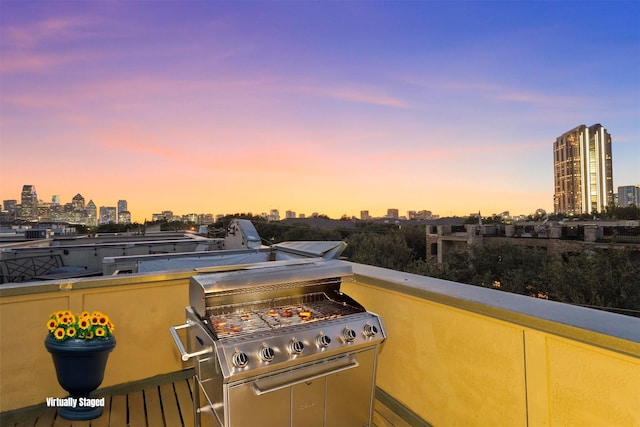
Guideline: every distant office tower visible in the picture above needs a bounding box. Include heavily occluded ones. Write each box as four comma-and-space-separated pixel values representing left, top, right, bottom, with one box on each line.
72, 194, 85, 211
618, 185, 640, 207
117, 200, 128, 223
21, 185, 38, 221
118, 211, 132, 224
3, 200, 17, 215
99, 206, 117, 224
86, 200, 97, 226
387, 208, 399, 219
553, 124, 613, 214
360, 210, 370, 220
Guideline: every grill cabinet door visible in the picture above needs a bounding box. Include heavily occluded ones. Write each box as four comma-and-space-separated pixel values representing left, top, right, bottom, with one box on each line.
292, 379, 325, 427
325, 348, 376, 427
227, 382, 290, 427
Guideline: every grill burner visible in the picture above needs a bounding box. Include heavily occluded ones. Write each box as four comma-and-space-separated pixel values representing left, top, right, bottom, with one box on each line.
171, 260, 386, 427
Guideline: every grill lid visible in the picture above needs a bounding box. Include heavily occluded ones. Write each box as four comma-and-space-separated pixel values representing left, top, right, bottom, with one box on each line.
189, 260, 353, 317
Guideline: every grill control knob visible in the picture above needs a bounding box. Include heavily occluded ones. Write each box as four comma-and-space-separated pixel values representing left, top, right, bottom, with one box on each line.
316, 333, 331, 348
232, 351, 249, 368
259, 346, 275, 362
342, 327, 357, 342
288, 338, 305, 354
364, 323, 379, 337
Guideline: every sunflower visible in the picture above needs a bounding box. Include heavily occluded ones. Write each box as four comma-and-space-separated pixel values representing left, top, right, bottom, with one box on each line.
78, 318, 90, 330
98, 315, 108, 326
66, 327, 77, 338
107, 321, 115, 332
95, 327, 106, 337
54, 328, 66, 340
47, 319, 58, 331
56, 311, 65, 319
90, 315, 100, 325
86, 331, 94, 339
79, 311, 90, 318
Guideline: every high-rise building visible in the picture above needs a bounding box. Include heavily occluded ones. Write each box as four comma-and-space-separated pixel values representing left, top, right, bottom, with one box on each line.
20, 185, 38, 221
86, 200, 97, 226
117, 200, 130, 224
3, 200, 17, 215
360, 210, 370, 221
72, 194, 85, 211
553, 124, 613, 214
99, 206, 117, 224
618, 185, 640, 208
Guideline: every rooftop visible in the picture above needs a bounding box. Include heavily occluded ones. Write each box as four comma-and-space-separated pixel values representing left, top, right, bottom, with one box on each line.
1, 220, 639, 426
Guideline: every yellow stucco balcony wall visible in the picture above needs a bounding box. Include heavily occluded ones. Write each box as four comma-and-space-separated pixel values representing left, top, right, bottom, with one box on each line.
1, 261, 639, 426
343, 263, 640, 426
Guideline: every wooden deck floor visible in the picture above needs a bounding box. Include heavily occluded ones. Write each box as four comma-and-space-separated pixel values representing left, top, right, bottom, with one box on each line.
3, 374, 410, 427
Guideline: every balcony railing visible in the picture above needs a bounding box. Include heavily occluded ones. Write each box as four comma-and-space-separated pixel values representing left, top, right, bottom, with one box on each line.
1, 260, 639, 426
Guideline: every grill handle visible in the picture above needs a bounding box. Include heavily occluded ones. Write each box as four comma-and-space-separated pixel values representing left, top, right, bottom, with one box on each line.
169, 322, 212, 362
251, 357, 360, 396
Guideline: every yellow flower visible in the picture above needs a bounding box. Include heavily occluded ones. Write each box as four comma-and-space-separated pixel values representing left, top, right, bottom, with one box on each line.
48, 310, 114, 341
78, 317, 91, 330
54, 328, 66, 340
78, 318, 90, 330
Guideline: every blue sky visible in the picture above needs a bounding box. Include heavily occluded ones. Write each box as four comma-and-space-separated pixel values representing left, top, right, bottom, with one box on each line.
1, 1, 638, 220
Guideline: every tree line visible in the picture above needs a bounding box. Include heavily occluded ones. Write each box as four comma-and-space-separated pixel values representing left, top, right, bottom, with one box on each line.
221, 215, 640, 317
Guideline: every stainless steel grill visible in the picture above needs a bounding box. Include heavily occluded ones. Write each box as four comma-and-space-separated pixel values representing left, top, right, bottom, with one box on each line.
170, 260, 386, 427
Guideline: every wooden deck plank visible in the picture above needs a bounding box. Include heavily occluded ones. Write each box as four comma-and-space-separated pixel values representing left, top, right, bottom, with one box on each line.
143, 386, 165, 427
107, 395, 126, 427
88, 397, 111, 427
2, 372, 406, 427
51, 414, 72, 427
14, 418, 36, 427
158, 383, 182, 427
34, 408, 57, 427
127, 390, 147, 427
173, 379, 194, 427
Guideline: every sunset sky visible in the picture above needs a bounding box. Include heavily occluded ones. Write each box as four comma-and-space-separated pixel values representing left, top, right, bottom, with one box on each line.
1, 1, 639, 222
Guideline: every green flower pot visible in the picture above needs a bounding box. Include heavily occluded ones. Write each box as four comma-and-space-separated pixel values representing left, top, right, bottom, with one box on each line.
44, 334, 116, 420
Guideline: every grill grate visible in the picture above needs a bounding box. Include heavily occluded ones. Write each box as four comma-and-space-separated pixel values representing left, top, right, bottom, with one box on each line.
206, 292, 361, 339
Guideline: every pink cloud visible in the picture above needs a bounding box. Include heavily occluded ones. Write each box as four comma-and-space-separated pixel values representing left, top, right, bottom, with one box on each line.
296, 85, 408, 109
1, 16, 100, 49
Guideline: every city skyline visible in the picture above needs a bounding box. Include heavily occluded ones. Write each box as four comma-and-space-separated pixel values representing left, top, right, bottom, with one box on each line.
1, 2, 639, 223
0, 183, 445, 221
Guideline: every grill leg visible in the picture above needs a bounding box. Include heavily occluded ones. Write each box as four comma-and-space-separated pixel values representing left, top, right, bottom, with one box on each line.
193, 373, 201, 427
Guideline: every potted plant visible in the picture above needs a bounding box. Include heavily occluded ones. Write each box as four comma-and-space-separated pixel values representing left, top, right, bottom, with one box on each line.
44, 310, 116, 420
